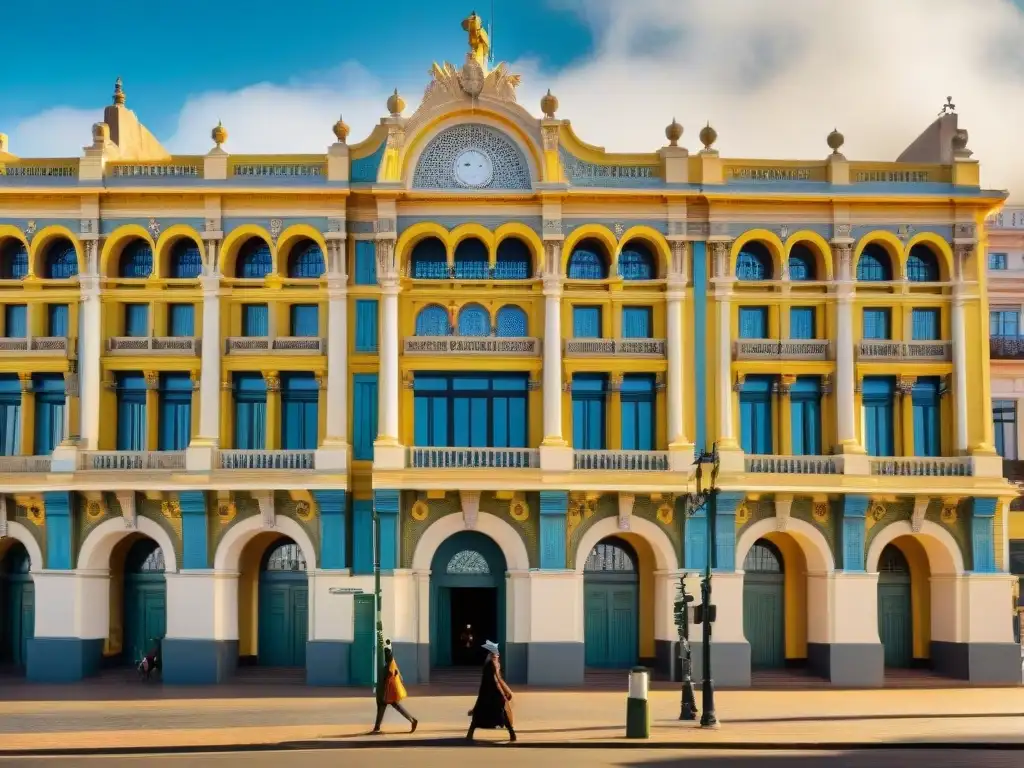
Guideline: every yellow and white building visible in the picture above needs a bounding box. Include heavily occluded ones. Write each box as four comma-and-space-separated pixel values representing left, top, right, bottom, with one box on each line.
0, 14, 1019, 688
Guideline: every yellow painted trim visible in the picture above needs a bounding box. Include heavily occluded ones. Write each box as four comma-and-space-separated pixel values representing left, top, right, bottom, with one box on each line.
730, 229, 785, 279
558, 122, 659, 166
904, 231, 955, 281
395, 221, 451, 274
561, 224, 618, 275
348, 124, 390, 160
154, 225, 206, 279
275, 223, 328, 277
892, 534, 932, 660
28, 225, 83, 279
220, 224, 275, 277
99, 225, 157, 278
764, 530, 808, 660
0, 225, 30, 255
617, 225, 671, 279
783, 230, 834, 280
853, 230, 905, 279
449, 222, 495, 265
493, 222, 543, 270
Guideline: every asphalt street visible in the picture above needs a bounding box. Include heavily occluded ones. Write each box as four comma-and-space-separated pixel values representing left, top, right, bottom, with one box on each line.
1, 748, 1022, 768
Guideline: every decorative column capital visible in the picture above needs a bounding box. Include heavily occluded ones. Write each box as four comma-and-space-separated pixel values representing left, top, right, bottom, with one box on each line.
18, 372, 33, 393
821, 373, 833, 395
375, 238, 397, 283
263, 371, 281, 392
542, 275, 563, 296
779, 374, 797, 395
144, 371, 160, 390
897, 375, 917, 395
732, 372, 745, 393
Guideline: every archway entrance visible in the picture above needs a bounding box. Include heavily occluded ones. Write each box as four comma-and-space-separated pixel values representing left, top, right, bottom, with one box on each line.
258, 538, 308, 668
122, 538, 166, 665
743, 539, 785, 670
430, 531, 506, 669
583, 537, 639, 669
0, 541, 33, 672
877, 543, 913, 669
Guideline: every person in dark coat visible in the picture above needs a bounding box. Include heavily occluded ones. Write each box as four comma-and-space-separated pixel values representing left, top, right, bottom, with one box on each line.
466, 640, 516, 743
371, 639, 418, 734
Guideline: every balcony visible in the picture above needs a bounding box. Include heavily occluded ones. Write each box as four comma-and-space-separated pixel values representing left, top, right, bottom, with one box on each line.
857, 340, 951, 362
403, 337, 541, 356
990, 336, 1024, 360
868, 456, 972, 477
745, 454, 839, 474
0, 337, 69, 356
407, 447, 540, 469
734, 339, 831, 361
564, 338, 667, 357
219, 449, 316, 470
573, 450, 670, 471
78, 451, 186, 471
225, 337, 326, 355
0, 456, 52, 472
107, 336, 199, 355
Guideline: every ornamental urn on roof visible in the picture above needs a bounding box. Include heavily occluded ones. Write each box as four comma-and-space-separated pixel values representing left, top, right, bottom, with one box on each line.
699, 122, 717, 151
212, 121, 228, 147
113, 77, 126, 106
827, 128, 845, 155
332, 115, 350, 144
665, 118, 683, 147
387, 89, 406, 117
541, 89, 558, 119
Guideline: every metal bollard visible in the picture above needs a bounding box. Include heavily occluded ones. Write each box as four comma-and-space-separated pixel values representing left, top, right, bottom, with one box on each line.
625, 666, 650, 739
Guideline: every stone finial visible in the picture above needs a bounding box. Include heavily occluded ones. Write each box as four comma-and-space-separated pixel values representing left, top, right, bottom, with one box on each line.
113, 77, 126, 106
541, 89, 559, 119
827, 128, 845, 155
387, 89, 406, 118
665, 117, 683, 147
332, 114, 350, 144
92, 122, 110, 144
952, 128, 972, 157
699, 122, 717, 151
212, 120, 228, 147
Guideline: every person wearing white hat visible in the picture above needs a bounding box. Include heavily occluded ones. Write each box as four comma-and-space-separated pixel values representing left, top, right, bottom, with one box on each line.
466, 640, 516, 743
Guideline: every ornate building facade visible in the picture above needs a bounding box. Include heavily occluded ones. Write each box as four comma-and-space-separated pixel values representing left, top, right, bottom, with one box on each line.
0, 15, 1019, 688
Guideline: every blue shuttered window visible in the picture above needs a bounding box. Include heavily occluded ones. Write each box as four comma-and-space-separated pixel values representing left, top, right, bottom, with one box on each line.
912, 376, 941, 457
352, 374, 379, 460
44, 242, 78, 279
857, 245, 891, 281
994, 400, 1018, 459
736, 243, 773, 280
621, 374, 655, 450
233, 373, 267, 450
115, 372, 147, 451
48, 304, 69, 337
242, 304, 269, 337
354, 241, 378, 285
989, 252, 1008, 271
862, 308, 891, 340
290, 304, 319, 337
495, 305, 528, 337
287, 242, 325, 278
790, 376, 822, 456
33, 374, 65, 455
567, 240, 609, 280
4, 304, 26, 338
739, 375, 774, 454
158, 373, 193, 451
911, 308, 940, 341
495, 239, 531, 279
281, 373, 319, 450
119, 240, 153, 278
410, 238, 449, 279
453, 239, 489, 279
168, 304, 195, 337
124, 303, 149, 337
571, 374, 607, 450
906, 245, 939, 282
738, 307, 768, 339
355, 299, 379, 352
237, 239, 272, 279
618, 243, 656, 280
0, 241, 29, 280
0, 375, 21, 456
991, 310, 1020, 338
789, 307, 815, 339
863, 376, 895, 457
169, 240, 203, 279
415, 304, 451, 336
458, 304, 490, 336
622, 306, 653, 338
413, 374, 528, 448
788, 245, 816, 281
491, 376, 528, 448
573, 306, 602, 338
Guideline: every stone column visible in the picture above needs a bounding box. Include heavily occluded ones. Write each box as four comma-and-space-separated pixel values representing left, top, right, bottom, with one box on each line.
951, 288, 969, 454
186, 270, 222, 470
779, 375, 794, 455
373, 238, 404, 468
898, 376, 916, 456
666, 242, 690, 467
264, 371, 280, 449
539, 260, 573, 471
79, 246, 102, 451
834, 245, 857, 450
716, 288, 736, 449
316, 239, 349, 471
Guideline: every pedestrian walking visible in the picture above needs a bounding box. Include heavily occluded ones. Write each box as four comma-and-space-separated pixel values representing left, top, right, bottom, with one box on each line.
466, 639, 516, 743
371, 639, 418, 734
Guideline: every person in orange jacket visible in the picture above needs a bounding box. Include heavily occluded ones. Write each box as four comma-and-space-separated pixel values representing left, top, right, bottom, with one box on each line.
371, 639, 418, 734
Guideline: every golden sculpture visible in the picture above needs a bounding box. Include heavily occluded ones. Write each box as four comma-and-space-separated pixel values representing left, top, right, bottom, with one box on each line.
462, 11, 490, 66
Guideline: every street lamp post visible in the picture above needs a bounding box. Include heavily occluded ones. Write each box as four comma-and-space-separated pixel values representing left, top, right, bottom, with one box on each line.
690, 446, 720, 728
372, 499, 385, 699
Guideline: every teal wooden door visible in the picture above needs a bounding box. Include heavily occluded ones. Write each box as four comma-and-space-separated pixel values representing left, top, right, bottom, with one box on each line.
877, 544, 913, 669
743, 541, 785, 670
583, 538, 639, 669
258, 539, 308, 668
1, 543, 34, 669
350, 594, 376, 687
123, 539, 167, 663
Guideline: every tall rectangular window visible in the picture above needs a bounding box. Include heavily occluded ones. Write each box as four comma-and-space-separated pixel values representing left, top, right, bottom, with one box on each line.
571, 374, 607, 450
790, 376, 822, 455
862, 308, 891, 340
158, 372, 193, 451
354, 241, 377, 285
0, 374, 21, 456
621, 374, 655, 451
241, 304, 269, 337
789, 307, 816, 340
352, 373, 379, 460
911, 308, 940, 341
621, 306, 653, 339
233, 373, 267, 449
911, 376, 941, 457
355, 299, 379, 352
290, 304, 319, 337
124, 303, 149, 337
47, 304, 69, 337
991, 309, 1020, 338
412, 374, 528, 448
115, 372, 147, 451
281, 372, 319, 450
994, 399, 1018, 459
989, 252, 1008, 270
572, 306, 602, 338
739, 375, 774, 454
4, 304, 26, 338
32, 373, 65, 456
862, 376, 895, 456
167, 304, 195, 337
738, 307, 768, 339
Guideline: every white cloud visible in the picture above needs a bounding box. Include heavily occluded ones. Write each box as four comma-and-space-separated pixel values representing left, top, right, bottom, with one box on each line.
6, 0, 1024, 195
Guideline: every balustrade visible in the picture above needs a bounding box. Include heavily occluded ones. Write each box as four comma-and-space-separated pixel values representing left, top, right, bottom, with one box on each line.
403, 337, 540, 356
407, 447, 540, 469
990, 337, 1024, 360
745, 454, 838, 474
858, 340, 951, 362
0, 456, 52, 472
219, 449, 316, 470
78, 451, 186, 471
0, 337, 69, 355
107, 336, 198, 355
868, 456, 972, 477
564, 338, 666, 357
225, 337, 325, 355
573, 450, 670, 471
734, 339, 831, 361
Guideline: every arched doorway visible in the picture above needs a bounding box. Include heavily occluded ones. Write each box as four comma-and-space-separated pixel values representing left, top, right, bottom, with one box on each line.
122, 538, 167, 665
430, 531, 506, 669
0, 542, 33, 671
877, 543, 913, 669
583, 537, 639, 669
743, 539, 785, 669
257, 538, 308, 667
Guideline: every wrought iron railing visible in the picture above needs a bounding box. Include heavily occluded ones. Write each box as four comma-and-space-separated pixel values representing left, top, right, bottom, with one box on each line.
573, 450, 670, 471
407, 447, 540, 469
745, 454, 838, 474
219, 449, 316, 470
78, 451, 186, 471
868, 456, 972, 477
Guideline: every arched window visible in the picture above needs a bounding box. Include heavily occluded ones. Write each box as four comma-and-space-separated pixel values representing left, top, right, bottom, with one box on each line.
736, 241, 773, 280
567, 239, 609, 280
410, 237, 448, 279
168, 239, 203, 279
787, 243, 817, 281
118, 239, 153, 278
447, 550, 490, 574
126, 539, 165, 573
458, 303, 490, 336
495, 305, 528, 337
1, 542, 30, 574
743, 540, 783, 573
495, 237, 531, 279
857, 243, 892, 282
236, 238, 272, 279
43, 239, 78, 279
906, 244, 939, 282
879, 544, 910, 574
618, 241, 656, 280
454, 238, 489, 280
287, 240, 325, 279
584, 538, 637, 572
415, 304, 451, 336
264, 540, 307, 572
0, 240, 28, 280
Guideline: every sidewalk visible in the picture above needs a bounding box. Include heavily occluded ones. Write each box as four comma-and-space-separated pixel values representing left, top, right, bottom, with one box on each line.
0, 689, 1022, 755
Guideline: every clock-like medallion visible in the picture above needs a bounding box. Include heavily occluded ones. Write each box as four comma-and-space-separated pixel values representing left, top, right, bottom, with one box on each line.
453, 148, 493, 188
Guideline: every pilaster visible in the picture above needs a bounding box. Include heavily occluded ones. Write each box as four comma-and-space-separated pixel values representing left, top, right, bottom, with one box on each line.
179, 491, 209, 569
42, 491, 73, 570
373, 489, 400, 571
538, 491, 569, 569
313, 489, 347, 570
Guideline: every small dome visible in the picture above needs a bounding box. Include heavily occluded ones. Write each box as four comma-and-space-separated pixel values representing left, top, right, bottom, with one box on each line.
699, 122, 717, 150
212, 121, 228, 147
113, 77, 126, 106
541, 89, 559, 119
827, 128, 845, 154
665, 118, 683, 146
332, 115, 350, 143
387, 89, 405, 117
